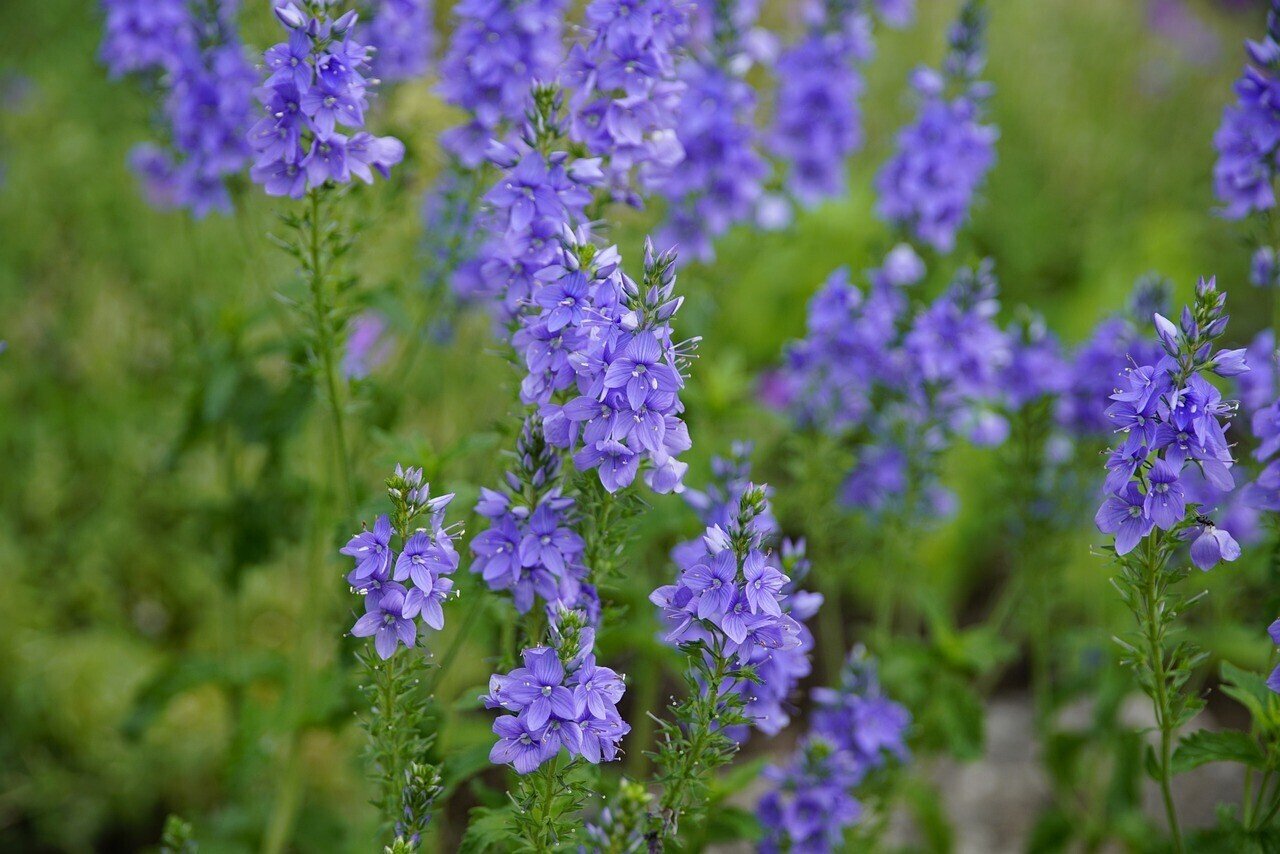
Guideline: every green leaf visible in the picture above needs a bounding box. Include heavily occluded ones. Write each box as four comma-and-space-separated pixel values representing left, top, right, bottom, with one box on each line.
1172, 730, 1265, 775
1221, 661, 1276, 728
457, 806, 519, 854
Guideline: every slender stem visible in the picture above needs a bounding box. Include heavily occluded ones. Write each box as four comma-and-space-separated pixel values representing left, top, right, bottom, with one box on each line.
529, 755, 562, 853
1140, 536, 1183, 853
307, 188, 355, 512
658, 648, 729, 841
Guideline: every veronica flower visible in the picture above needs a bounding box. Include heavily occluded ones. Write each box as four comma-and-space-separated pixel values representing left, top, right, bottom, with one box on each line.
1213, 3, 1280, 219
342, 514, 395, 586
351, 581, 423, 659
876, 2, 995, 251
249, 4, 402, 198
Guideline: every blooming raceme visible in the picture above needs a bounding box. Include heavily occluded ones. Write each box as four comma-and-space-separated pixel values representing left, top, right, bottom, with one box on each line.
759, 648, 910, 853
1213, 0, 1280, 219
1094, 277, 1245, 571
484, 608, 629, 773
674, 447, 821, 737
774, 250, 1009, 518
563, 0, 689, 203
437, 0, 568, 168
100, 0, 194, 78
361, 0, 433, 82
102, 1, 257, 216
470, 418, 596, 617
344, 467, 460, 659
535, 233, 695, 495
875, 1, 996, 252
452, 88, 601, 310
652, 482, 815, 736
771, 0, 910, 208
248, 3, 404, 199
651, 0, 770, 261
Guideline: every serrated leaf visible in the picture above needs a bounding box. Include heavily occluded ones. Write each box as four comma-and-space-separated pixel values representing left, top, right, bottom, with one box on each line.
457, 806, 520, 854
1171, 730, 1265, 775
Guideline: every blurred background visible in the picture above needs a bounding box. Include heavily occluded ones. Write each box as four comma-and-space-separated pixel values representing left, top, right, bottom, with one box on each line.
0, 0, 1275, 850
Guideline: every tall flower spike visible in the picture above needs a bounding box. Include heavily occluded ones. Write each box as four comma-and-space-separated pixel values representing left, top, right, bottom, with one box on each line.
771, 0, 912, 209
651, 0, 770, 261
248, 3, 404, 198
875, 0, 996, 251
344, 467, 461, 659
759, 647, 909, 853
1213, 0, 1280, 220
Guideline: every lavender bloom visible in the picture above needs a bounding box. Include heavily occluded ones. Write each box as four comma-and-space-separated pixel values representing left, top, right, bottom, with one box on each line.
1213, 2, 1280, 219
775, 252, 1008, 519
563, 0, 690, 201
99, 0, 195, 78
770, 0, 910, 208
102, 2, 257, 216
655, 478, 819, 738
249, 4, 403, 198
437, 0, 568, 168
652, 2, 769, 261
344, 471, 461, 659
1094, 278, 1244, 570
876, 1, 995, 252
343, 310, 393, 378
485, 619, 629, 774
759, 648, 909, 853
470, 418, 592, 614
1252, 246, 1278, 288
362, 0, 433, 81
352, 581, 424, 659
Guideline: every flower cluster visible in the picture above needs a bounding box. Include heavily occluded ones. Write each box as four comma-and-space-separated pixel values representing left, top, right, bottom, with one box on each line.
875, 1, 996, 252
101, 1, 257, 216
248, 3, 404, 199
652, 1, 770, 260
759, 648, 910, 853
471, 418, 597, 616
453, 89, 601, 310
1268, 619, 1280, 694
437, 0, 568, 168
774, 250, 1010, 518
344, 466, 461, 659
652, 482, 813, 736
563, 0, 690, 203
674, 447, 821, 737
533, 234, 694, 494
484, 609, 629, 774
99, 0, 194, 78
1213, 0, 1280, 219
1094, 277, 1246, 571
361, 0, 433, 82
771, 0, 910, 208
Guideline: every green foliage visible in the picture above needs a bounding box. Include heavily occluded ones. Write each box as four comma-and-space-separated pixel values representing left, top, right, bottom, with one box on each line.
160, 815, 197, 854
649, 638, 752, 845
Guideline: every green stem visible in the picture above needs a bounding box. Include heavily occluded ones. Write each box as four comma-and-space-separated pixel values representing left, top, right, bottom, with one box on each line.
658, 648, 730, 842
306, 188, 355, 512
528, 755, 562, 853
1140, 536, 1184, 853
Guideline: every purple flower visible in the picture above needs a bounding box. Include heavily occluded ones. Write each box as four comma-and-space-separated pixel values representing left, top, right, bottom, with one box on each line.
1182, 521, 1242, 571
249, 4, 402, 196
1144, 459, 1186, 530
361, 0, 434, 82
1095, 483, 1155, 555
503, 647, 580, 729
342, 514, 395, 585
490, 714, 551, 774
351, 581, 423, 659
